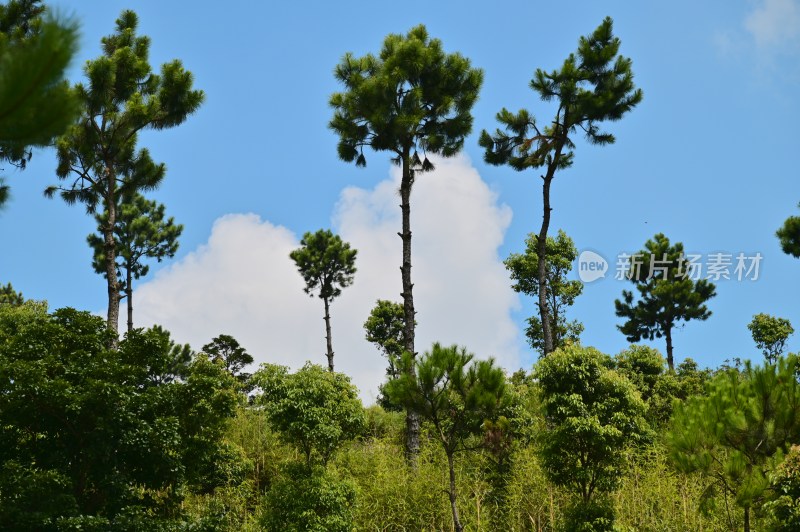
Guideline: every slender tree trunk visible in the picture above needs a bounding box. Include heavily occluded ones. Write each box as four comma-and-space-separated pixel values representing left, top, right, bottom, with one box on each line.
126, 264, 133, 334
665, 324, 674, 372
103, 166, 120, 343
323, 296, 334, 372
399, 147, 420, 461
447, 451, 463, 532
537, 140, 565, 356
743, 505, 750, 532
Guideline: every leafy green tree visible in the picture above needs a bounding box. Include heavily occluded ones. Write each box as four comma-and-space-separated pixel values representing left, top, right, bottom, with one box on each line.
47, 10, 203, 335
613, 348, 712, 427
330, 25, 483, 456
144, 324, 192, 385
764, 445, 800, 531
0, 0, 78, 208
385, 343, 507, 532
748, 313, 794, 363
504, 229, 583, 355
252, 362, 364, 466
262, 463, 356, 532
202, 334, 254, 388
615, 233, 717, 371
0, 281, 23, 306
87, 193, 183, 333
776, 203, 800, 258
0, 303, 240, 528
364, 299, 413, 410
481, 17, 642, 355
364, 299, 406, 378
290, 229, 357, 372
668, 356, 800, 532
534, 344, 649, 526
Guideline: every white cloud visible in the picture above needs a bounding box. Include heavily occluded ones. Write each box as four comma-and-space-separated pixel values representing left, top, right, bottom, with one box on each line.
135, 154, 520, 402
745, 0, 800, 49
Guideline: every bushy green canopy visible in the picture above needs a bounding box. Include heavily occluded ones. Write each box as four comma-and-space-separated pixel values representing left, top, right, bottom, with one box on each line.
0, 303, 240, 528
330, 24, 483, 170
534, 344, 649, 503
252, 363, 364, 465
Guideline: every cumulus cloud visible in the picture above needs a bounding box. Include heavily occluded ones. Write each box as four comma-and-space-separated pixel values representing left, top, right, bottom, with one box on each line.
744, 0, 800, 49
135, 154, 520, 402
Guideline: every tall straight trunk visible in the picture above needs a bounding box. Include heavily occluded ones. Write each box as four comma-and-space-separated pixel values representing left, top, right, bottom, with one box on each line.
537, 175, 554, 355
447, 451, 463, 532
665, 324, 674, 372
323, 296, 334, 372
536, 139, 565, 356
399, 146, 420, 460
103, 166, 120, 342
126, 263, 133, 334
743, 505, 750, 532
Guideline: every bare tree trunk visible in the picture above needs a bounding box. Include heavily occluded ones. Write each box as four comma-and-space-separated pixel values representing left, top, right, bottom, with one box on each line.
126, 264, 133, 334
323, 296, 334, 372
665, 324, 674, 372
537, 140, 565, 356
447, 451, 463, 532
537, 175, 554, 355
399, 147, 420, 461
103, 166, 120, 344
743, 505, 750, 532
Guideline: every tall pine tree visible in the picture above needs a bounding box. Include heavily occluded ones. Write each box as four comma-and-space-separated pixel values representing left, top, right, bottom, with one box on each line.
47, 10, 202, 336
330, 25, 482, 457
481, 17, 641, 355
290, 229, 357, 372
615, 233, 716, 371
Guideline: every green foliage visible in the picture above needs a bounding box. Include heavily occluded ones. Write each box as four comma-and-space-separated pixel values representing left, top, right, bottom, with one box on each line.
480, 16, 642, 170
364, 299, 406, 377
668, 355, 800, 529
615, 233, 717, 370
562, 497, 616, 532
776, 203, 800, 258
202, 334, 255, 388
363, 299, 410, 410
262, 463, 355, 532
386, 343, 506, 532
0, 303, 239, 527
505, 229, 584, 354
252, 363, 364, 466
764, 445, 800, 531
48, 9, 203, 331
612, 344, 694, 427
386, 344, 507, 458
290, 229, 357, 302
748, 313, 794, 363
613, 444, 734, 531
613, 345, 665, 402
534, 344, 650, 505
0, 0, 78, 207
0, 281, 24, 306
330, 24, 483, 169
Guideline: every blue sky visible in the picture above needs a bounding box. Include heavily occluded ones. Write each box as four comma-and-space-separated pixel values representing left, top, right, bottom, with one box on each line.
1, 1, 798, 394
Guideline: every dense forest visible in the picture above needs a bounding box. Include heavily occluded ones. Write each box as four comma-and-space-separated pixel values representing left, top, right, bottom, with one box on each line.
1, 1, 799, 530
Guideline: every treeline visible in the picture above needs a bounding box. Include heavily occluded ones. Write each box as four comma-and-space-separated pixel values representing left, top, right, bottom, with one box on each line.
1, 1, 800, 530
1, 296, 800, 530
